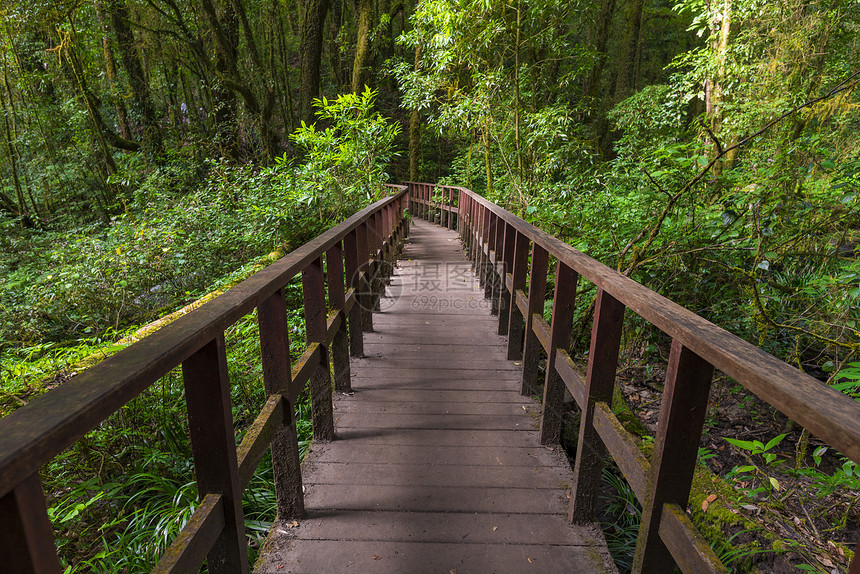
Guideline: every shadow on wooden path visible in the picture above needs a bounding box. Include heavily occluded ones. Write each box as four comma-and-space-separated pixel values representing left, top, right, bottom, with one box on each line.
254, 219, 617, 573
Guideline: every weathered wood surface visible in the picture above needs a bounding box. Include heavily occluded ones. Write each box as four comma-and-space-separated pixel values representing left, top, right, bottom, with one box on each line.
254, 219, 616, 573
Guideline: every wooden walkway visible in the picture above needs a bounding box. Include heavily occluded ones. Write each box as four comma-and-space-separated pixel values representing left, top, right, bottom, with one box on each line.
255, 219, 616, 573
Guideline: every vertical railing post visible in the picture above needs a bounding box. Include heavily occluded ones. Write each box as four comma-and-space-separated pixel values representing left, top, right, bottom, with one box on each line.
344, 228, 364, 357
0, 474, 63, 573
302, 257, 335, 441
506, 231, 530, 360
357, 221, 373, 332
632, 341, 714, 573
540, 263, 578, 444
488, 213, 502, 315
475, 205, 487, 286
481, 207, 493, 297
498, 222, 515, 336
327, 241, 351, 392
521, 244, 549, 395
258, 289, 305, 518
448, 187, 455, 230
372, 209, 385, 303
182, 335, 248, 573
569, 288, 625, 523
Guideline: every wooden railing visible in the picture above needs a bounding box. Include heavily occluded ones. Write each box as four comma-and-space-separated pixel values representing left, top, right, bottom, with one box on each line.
0, 186, 409, 574
406, 181, 860, 574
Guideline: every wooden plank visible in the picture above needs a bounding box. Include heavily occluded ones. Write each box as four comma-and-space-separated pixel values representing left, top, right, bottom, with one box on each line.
593, 401, 650, 500
331, 428, 541, 448
151, 494, 225, 574
301, 484, 568, 514
272, 510, 593, 545
257, 539, 615, 573
659, 503, 729, 574
333, 413, 540, 431
301, 461, 567, 489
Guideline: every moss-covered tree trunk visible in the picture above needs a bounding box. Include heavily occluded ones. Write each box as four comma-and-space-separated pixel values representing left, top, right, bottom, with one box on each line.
351, 0, 373, 94
300, 0, 330, 124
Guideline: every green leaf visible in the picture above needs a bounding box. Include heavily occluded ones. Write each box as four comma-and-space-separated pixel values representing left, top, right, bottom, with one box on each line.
769, 477, 780, 491
763, 433, 788, 451
725, 437, 759, 451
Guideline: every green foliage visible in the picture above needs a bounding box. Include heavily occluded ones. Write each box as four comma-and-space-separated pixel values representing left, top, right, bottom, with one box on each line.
287, 88, 400, 224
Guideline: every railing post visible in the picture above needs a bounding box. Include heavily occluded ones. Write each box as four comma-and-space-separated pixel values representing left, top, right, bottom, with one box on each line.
506, 231, 530, 360
258, 289, 305, 518
344, 228, 364, 357
447, 187, 455, 230
302, 257, 335, 441
357, 221, 373, 332
540, 262, 578, 445
569, 288, 625, 523
182, 335, 249, 574
373, 209, 387, 303
475, 206, 487, 286
490, 213, 504, 316
632, 341, 714, 573
521, 244, 549, 396
482, 208, 493, 297
0, 474, 62, 573
327, 241, 351, 392
498, 222, 515, 336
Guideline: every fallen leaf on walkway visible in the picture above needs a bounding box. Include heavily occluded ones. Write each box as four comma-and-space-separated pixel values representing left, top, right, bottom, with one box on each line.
527, 558, 534, 563
373, 555, 381, 560
496, 457, 503, 465
493, 526, 498, 531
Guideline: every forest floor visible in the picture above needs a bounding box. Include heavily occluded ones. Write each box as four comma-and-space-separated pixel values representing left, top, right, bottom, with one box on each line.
606, 356, 859, 573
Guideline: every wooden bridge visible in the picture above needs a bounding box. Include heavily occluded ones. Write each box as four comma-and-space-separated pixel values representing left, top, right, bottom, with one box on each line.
1, 183, 859, 574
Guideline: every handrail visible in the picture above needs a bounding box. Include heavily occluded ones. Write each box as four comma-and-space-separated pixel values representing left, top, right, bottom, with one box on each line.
405, 181, 860, 574
0, 186, 409, 573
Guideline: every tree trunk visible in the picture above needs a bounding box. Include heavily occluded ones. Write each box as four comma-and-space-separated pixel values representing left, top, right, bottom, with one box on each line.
98, 7, 132, 140
583, 0, 617, 99
108, 0, 164, 157
300, 0, 330, 124
613, 0, 645, 101
706, 0, 731, 176
408, 44, 422, 181
351, 0, 373, 94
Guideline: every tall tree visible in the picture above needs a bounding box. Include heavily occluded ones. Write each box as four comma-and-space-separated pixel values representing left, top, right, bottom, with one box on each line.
300, 0, 330, 124
107, 0, 164, 157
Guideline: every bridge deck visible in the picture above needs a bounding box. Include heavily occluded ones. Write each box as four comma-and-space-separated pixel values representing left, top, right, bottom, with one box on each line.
254, 219, 616, 573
